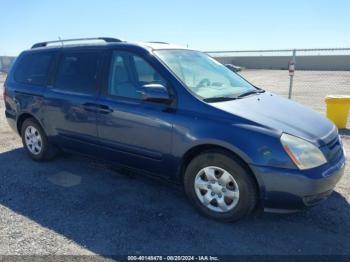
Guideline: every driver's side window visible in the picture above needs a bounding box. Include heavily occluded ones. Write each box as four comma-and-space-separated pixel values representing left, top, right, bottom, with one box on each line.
108, 51, 166, 99
133, 56, 166, 86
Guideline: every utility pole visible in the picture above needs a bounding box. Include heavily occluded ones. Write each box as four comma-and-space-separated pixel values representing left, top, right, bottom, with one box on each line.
288, 49, 296, 99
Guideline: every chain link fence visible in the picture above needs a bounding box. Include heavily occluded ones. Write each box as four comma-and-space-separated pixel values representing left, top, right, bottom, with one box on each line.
207, 48, 350, 119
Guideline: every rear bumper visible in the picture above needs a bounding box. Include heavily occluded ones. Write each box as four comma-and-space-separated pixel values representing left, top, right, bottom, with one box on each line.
251, 154, 346, 211
5, 109, 18, 133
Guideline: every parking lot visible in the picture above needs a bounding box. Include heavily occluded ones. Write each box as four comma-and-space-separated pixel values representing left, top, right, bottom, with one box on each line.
0, 71, 349, 256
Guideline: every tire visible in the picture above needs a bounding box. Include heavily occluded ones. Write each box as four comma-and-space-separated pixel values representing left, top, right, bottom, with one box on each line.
21, 118, 57, 161
184, 149, 258, 222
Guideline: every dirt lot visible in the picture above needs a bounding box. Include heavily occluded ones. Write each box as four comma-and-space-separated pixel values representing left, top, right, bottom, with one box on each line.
0, 71, 349, 257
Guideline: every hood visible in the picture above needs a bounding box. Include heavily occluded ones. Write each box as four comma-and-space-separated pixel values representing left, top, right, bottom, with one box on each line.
210, 92, 337, 146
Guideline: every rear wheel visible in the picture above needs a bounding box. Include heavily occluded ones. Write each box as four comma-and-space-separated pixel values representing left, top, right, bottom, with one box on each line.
21, 118, 57, 161
184, 150, 257, 222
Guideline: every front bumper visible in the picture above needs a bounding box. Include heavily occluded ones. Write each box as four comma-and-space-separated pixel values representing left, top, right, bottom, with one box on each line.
250, 153, 346, 211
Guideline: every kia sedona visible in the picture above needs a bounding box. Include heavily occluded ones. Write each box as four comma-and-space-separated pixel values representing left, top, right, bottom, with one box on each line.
4, 38, 346, 222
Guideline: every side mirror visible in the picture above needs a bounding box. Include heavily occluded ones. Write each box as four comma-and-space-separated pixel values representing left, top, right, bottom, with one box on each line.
141, 83, 172, 104
225, 64, 242, 72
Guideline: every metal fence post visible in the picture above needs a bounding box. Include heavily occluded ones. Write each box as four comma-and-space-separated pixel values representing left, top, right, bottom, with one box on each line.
288, 49, 296, 99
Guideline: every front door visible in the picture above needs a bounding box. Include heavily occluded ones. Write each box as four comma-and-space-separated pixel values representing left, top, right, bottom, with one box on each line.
96, 50, 174, 176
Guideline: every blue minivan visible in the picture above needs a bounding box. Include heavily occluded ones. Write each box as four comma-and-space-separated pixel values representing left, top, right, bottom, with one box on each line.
4, 38, 346, 222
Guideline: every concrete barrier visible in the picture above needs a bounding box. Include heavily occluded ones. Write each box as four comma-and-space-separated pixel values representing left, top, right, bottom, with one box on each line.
214, 55, 350, 71
0, 56, 16, 73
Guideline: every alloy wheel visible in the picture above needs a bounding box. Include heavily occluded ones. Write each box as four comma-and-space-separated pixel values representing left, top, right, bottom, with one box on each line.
24, 126, 43, 155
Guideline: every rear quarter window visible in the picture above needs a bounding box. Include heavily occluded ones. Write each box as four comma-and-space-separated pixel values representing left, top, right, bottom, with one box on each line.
14, 52, 53, 86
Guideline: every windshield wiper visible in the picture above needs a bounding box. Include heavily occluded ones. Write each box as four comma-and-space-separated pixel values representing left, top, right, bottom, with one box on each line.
203, 89, 265, 102
203, 96, 238, 103
237, 89, 265, 98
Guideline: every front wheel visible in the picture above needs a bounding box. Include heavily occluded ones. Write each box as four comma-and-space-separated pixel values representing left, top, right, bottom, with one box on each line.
184, 150, 258, 222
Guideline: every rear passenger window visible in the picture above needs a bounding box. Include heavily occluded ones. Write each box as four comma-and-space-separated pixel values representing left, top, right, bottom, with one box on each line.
14, 52, 53, 86
54, 51, 100, 94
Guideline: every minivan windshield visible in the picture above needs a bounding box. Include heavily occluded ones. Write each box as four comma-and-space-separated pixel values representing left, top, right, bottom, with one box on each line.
154, 50, 259, 101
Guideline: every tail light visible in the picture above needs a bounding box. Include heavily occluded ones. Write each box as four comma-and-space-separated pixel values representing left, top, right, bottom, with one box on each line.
3, 87, 6, 100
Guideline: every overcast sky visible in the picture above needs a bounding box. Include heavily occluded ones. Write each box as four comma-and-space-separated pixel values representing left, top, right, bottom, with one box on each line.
1, 0, 350, 55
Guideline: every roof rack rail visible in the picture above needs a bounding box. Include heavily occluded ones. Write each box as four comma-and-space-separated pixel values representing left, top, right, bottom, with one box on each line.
31, 37, 122, 49
148, 41, 169, 44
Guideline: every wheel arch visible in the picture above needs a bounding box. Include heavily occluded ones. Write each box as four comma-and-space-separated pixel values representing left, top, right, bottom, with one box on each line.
16, 113, 42, 135
178, 144, 262, 200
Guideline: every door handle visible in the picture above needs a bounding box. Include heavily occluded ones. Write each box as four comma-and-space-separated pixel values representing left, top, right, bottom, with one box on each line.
98, 105, 113, 114
83, 103, 100, 113
83, 103, 113, 114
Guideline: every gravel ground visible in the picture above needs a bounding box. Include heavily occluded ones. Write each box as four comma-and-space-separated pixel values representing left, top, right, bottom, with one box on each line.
0, 71, 349, 257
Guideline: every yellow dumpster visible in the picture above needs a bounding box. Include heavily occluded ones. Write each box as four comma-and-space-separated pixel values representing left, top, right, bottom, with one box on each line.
325, 95, 350, 129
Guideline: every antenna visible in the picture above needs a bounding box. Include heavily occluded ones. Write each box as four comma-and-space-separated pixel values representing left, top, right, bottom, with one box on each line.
58, 36, 63, 47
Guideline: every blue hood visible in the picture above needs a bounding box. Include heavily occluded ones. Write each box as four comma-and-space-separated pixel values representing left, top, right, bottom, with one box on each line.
210, 92, 337, 146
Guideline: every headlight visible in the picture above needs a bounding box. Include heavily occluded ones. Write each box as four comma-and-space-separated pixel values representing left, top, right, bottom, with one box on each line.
280, 133, 327, 170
